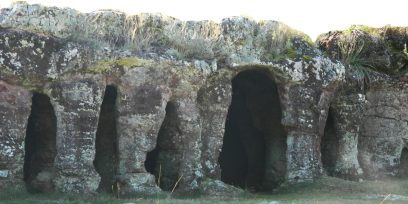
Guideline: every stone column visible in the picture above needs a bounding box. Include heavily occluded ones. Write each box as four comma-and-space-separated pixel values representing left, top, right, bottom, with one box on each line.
327, 92, 364, 180
46, 79, 105, 194
0, 81, 31, 192
279, 83, 330, 182
171, 91, 203, 190
198, 71, 233, 180
116, 85, 170, 193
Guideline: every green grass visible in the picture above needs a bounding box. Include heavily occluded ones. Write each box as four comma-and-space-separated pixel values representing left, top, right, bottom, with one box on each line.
2, 176, 408, 203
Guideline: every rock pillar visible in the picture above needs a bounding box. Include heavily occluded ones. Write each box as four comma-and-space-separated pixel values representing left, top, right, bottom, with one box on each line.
171, 91, 203, 190
116, 85, 170, 193
46, 79, 105, 194
279, 83, 330, 182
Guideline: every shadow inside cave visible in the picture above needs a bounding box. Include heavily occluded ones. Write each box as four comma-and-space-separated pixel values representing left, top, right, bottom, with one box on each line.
94, 85, 118, 192
219, 70, 287, 192
145, 102, 182, 191
24, 93, 57, 193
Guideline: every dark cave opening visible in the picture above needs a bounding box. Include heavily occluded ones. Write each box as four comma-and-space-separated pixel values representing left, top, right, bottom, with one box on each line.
321, 107, 339, 176
94, 85, 118, 192
145, 144, 161, 175
399, 147, 408, 176
219, 70, 287, 191
145, 102, 182, 191
24, 93, 57, 192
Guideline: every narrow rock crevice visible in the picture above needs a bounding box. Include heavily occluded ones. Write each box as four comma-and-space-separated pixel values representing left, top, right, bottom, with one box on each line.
24, 93, 57, 193
321, 107, 338, 176
94, 85, 118, 192
145, 102, 182, 191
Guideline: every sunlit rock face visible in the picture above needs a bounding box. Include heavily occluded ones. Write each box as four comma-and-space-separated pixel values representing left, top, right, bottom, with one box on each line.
0, 2, 407, 196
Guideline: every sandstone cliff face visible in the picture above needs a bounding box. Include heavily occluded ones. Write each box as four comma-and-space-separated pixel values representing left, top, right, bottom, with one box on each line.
0, 3, 407, 195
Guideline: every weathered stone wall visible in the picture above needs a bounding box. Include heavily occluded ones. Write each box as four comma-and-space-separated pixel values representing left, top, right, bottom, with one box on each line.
360, 74, 408, 179
0, 81, 31, 191
1, 2, 407, 196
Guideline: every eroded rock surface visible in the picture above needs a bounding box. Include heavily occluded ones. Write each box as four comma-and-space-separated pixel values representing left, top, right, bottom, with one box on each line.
0, 2, 408, 196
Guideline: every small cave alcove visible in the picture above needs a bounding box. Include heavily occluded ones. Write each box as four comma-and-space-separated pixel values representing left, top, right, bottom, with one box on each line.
94, 85, 118, 192
398, 147, 408, 176
321, 107, 339, 176
24, 93, 57, 192
145, 102, 182, 191
218, 70, 287, 192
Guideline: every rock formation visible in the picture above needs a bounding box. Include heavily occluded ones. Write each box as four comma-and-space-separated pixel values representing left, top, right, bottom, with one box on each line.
0, 2, 407, 195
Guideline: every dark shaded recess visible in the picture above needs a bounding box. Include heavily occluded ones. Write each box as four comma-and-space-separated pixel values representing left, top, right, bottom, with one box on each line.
399, 147, 408, 176
145, 145, 161, 175
24, 93, 57, 192
94, 86, 118, 192
321, 108, 339, 176
219, 70, 286, 192
145, 102, 182, 191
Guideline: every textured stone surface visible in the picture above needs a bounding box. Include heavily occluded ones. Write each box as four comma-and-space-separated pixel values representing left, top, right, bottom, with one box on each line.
2, 2, 408, 196
359, 74, 408, 179
0, 81, 31, 191
200, 178, 243, 196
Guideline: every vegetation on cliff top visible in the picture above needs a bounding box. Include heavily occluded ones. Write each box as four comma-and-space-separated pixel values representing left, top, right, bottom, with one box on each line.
318, 24, 408, 88
337, 34, 376, 86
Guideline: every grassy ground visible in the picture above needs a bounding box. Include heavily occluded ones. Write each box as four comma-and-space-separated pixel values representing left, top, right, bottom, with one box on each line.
1, 176, 408, 204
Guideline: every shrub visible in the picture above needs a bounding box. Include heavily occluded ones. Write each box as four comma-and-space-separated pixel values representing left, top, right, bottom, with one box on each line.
337, 34, 376, 86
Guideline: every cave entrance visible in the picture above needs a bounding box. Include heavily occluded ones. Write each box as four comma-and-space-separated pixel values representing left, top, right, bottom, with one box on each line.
94, 86, 118, 192
399, 147, 408, 176
321, 107, 338, 176
219, 70, 287, 192
24, 93, 57, 192
145, 102, 182, 191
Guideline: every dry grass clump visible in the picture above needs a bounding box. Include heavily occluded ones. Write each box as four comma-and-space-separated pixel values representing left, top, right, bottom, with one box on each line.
258, 20, 313, 61
332, 24, 408, 85
67, 12, 165, 53
67, 11, 223, 60
162, 20, 223, 60
10, 1, 28, 5
337, 33, 376, 85
121, 14, 162, 53
98, 9, 127, 14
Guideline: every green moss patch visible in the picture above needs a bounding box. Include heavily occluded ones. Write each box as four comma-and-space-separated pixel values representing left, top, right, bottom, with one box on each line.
302, 55, 312, 61
285, 46, 297, 59
88, 57, 147, 73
